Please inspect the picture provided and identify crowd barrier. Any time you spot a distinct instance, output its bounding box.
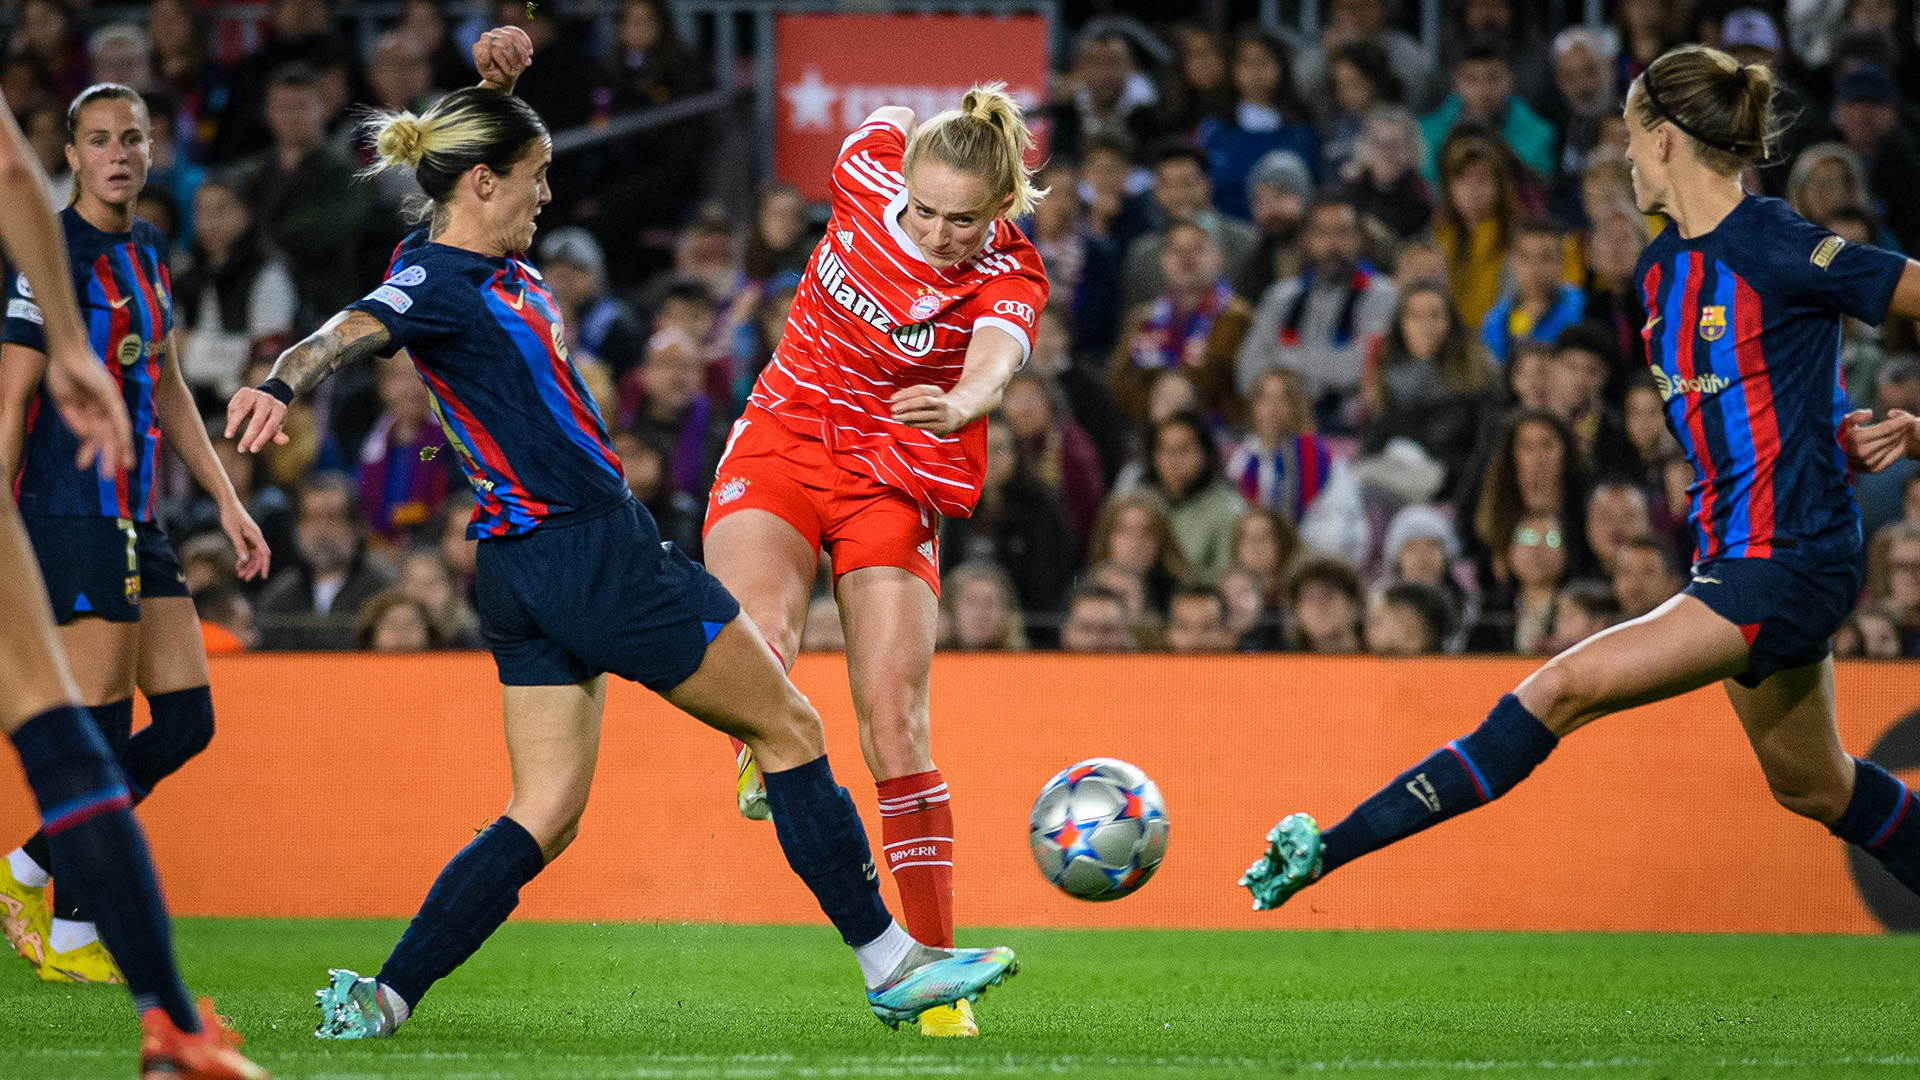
[3,654,1917,933]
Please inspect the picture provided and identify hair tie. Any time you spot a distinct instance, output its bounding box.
[1642,73,1746,156]
[1734,65,1751,88]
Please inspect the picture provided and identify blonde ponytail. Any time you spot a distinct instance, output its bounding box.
[904,82,1048,219]
[357,87,549,204]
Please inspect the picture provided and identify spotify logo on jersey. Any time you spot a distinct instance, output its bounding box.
[115,334,145,366]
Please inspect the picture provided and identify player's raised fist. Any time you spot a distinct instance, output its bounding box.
[473,25,534,92]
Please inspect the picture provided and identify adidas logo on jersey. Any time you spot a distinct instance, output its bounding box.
[814,247,935,357]
[837,229,854,251]
[1652,368,1731,401]
[917,539,936,565]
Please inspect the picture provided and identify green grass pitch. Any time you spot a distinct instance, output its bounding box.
[1,920,1917,1078]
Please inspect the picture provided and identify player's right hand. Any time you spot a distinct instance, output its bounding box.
[43,340,132,472]
[225,387,290,454]
[1842,407,1918,473]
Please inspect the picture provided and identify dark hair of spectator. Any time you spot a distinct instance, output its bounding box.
[1630,44,1778,173]
[1305,189,1359,219]
[362,86,549,206]
[1068,582,1128,612]
[609,0,691,92]
[267,62,321,93]
[1287,556,1362,606]
[660,276,718,314]
[1617,532,1679,577]
[1473,408,1589,556]
[1436,128,1521,262]
[1821,203,1878,234]
[1378,279,1496,395]
[1513,215,1565,243]
[1381,580,1456,651]
[137,185,181,240]
[1551,321,1618,367]
[299,471,365,526]
[1152,142,1210,175]
[1329,39,1403,106]
[941,559,1027,650]
[148,0,209,72]
[1458,39,1506,67]
[1088,492,1191,581]
[1556,578,1622,622]
[65,83,145,143]
[1163,23,1235,132]
[1171,581,1228,618]
[1145,409,1224,503]
[1867,520,1920,603]
[744,182,806,281]
[1229,506,1300,592]
[354,588,447,650]
[1081,131,1137,164]
[1230,25,1313,127]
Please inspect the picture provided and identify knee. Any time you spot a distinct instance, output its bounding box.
[147,686,215,758]
[1764,773,1850,823]
[505,790,590,858]
[1516,659,1599,736]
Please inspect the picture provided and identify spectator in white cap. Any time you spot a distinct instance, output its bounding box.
[88,24,155,91]
[539,226,647,380]
[1550,27,1619,191]
[1241,149,1313,297]
[1379,503,1469,641]
[1834,63,1920,252]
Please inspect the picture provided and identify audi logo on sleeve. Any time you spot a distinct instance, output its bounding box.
[993,299,1034,324]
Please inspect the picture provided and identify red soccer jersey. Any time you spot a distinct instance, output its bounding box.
[749,119,1050,518]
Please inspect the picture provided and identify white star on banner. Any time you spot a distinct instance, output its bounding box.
[783,68,838,131]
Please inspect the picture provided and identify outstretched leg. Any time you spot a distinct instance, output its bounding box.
[1244,594,1750,909]
[319,679,601,1039]
[1727,660,1920,896]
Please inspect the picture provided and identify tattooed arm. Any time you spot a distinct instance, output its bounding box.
[224,310,392,454]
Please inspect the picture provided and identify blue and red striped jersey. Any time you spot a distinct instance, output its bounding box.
[1637,196,1906,566]
[347,233,625,538]
[3,209,171,520]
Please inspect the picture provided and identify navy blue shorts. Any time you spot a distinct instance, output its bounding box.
[475,497,741,690]
[23,514,188,625]
[1683,557,1861,687]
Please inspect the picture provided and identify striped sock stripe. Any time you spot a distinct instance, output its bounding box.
[879,796,950,818]
[1868,783,1914,849]
[41,784,133,835]
[877,783,949,809]
[1446,742,1492,803]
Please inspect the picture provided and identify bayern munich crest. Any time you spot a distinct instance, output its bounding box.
[909,294,942,321]
[717,477,749,505]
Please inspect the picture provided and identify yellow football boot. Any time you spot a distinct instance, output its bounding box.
[915,999,979,1037]
[0,859,50,968]
[736,743,770,821]
[39,936,123,984]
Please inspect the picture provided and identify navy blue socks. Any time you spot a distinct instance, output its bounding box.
[22,698,132,923]
[123,685,215,799]
[1322,695,1560,874]
[762,754,892,948]
[11,704,198,1032]
[1829,758,1920,896]
[377,816,546,1009]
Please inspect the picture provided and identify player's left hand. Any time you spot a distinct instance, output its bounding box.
[1842,407,1918,473]
[890,384,973,435]
[221,500,271,581]
[473,26,533,92]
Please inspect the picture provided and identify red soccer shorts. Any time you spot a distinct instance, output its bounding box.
[703,408,942,595]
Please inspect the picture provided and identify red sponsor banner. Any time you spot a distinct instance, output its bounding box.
[774,14,1050,202]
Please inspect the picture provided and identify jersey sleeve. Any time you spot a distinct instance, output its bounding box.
[2,267,47,352]
[969,267,1049,366]
[830,120,908,217]
[344,258,468,352]
[1787,219,1908,326]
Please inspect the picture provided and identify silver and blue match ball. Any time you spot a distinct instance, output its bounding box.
[1029,757,1169,901]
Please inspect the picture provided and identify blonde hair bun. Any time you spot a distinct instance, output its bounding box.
[374,113,431,170]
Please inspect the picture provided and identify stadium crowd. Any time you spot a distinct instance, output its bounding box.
[15,0,1920,657]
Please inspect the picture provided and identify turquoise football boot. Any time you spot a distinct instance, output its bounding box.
[1238,812,1325,911]
[314,968,398,1039]
[867,943,1018,1029]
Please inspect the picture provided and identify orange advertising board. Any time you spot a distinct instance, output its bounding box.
[773,14,1050,202]
[1,655,1916,933]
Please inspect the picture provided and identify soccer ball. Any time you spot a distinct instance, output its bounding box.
[1028,758,1169,901]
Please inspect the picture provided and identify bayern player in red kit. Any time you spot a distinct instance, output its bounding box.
[705,84,1048,1037]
